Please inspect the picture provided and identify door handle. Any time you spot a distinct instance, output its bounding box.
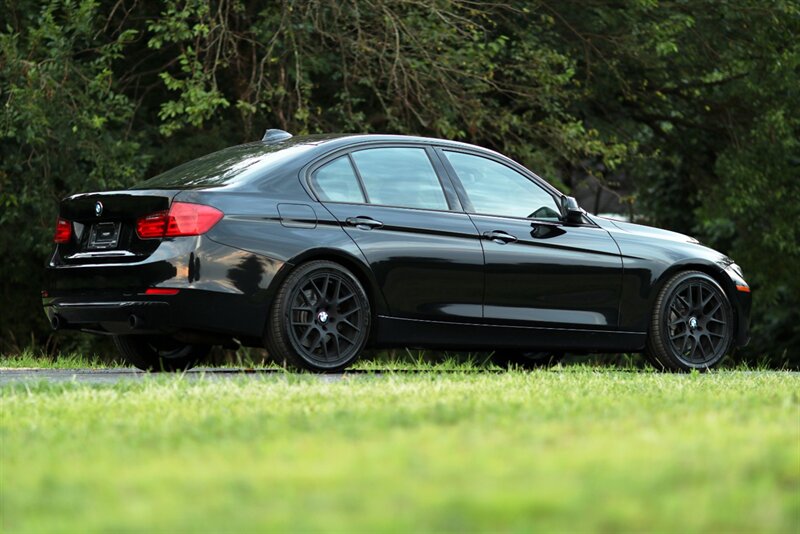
[345,216,384,230]
[482,230,517,244]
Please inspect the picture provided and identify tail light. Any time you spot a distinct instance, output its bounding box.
[136,202,223,239]
[144,288,180,296]
[54,217,72,243]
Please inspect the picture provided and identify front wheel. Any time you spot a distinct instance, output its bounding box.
[113,335,210,372]
[646,271,734,371]
[266,260,371,372]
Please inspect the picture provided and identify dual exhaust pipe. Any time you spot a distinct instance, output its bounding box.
[50,313,144,331]
[50,314,64,331]
[128,314,144,330]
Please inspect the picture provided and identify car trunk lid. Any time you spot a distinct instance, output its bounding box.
[57,190,180,264]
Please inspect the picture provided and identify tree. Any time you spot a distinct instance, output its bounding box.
[1,0,797,362]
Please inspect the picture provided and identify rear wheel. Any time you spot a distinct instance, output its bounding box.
[113,335,209,372]
[646,271,734,371]
[492,351,562,369]
[266,260,371,372]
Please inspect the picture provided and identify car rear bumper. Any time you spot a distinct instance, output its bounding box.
[42,288,272,340]
[42,236,287,339]
[44,298,170,334]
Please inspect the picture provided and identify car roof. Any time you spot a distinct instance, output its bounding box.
[294,133,497,153]
[284,133,564,199]
[284,133,524,175]
[134,132,557,194]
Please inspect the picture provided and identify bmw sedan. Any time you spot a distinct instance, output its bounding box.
[42,130,751,372]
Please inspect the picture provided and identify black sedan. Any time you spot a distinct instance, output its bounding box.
[42,130,751,372]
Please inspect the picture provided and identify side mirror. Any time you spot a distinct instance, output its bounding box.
[561,196,585,224]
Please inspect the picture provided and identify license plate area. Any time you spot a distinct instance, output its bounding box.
[87,222,121,250]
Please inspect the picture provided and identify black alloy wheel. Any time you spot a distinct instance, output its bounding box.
[647,271,734,371]
[113,335,209,372]
[267,260,371,372]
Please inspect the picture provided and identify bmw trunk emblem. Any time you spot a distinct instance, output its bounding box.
[95,201,103,217]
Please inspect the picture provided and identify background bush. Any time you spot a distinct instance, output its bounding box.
[1,0,798,363]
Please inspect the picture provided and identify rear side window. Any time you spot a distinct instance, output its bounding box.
[351,148,448,210]
[310,156,366,203]
[133,140,315,189]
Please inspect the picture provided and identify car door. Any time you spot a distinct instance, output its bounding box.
[438,148,623,328]
[309,145,484,322]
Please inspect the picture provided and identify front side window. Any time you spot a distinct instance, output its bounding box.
[310,156,366,203]
[444,151,561,220]
[350,148,448,210]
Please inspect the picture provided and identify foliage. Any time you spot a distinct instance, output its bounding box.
[546,0,800,358]
[0,0,797,360]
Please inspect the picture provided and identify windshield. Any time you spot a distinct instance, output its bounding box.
[132,140,316,189]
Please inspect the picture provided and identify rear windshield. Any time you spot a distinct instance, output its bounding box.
[132,139,316,189]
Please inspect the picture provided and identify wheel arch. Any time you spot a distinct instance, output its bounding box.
[648,261,739,337]
[269,247,387,343]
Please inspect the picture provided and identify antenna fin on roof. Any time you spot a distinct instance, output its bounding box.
[262,129,293,143]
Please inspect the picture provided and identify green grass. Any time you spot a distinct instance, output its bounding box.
[2,347,787,370]
[2,367,798,532]
[0,351,115,369]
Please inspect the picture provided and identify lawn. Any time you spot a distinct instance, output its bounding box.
[1,366,798,532]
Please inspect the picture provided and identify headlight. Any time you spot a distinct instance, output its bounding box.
[728,263,744,278]
[725,263,750,293]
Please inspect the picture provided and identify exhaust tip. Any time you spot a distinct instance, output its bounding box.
[129,314,143,330]
[50,314,62,331]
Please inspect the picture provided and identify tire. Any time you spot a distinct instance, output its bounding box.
[113,335,209,372]
[266,260,371,372]
[492,351,562,370]
[646,270,734,371]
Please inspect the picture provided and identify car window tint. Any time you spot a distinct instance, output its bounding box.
[133,140,316,189]
[310,156,366,203]
[351,148,448,210]
[444,151,561,220]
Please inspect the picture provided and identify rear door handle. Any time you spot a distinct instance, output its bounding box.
[345,216,384,230]
[482,230,517,244]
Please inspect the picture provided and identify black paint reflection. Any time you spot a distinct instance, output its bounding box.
[227,255,265,296]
